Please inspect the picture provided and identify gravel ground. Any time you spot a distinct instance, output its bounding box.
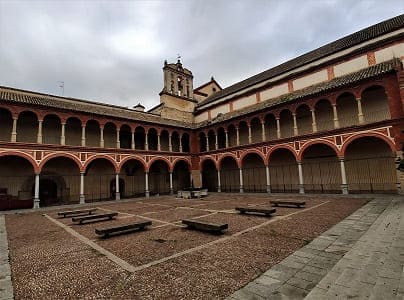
[6,194,368,299]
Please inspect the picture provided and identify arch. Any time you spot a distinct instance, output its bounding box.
[199,132,207,152]
[103,122,117,148]
[220,155,240,192]
[227,124,237,147]
[250,117,262,143]
[360,85,391,123]
[298,140,340,161]
[42,114,61,145]
[171,131,180,152]
[147,128,158,151]
[0,151,38,173]
[314,98,334,131]
[341,133,395,156]
[118,155,147,172]
[147,156,171,172]
[279,109,294,138]
[241,152,266,192]
[264,113,277,141]
[336,92,358,127]
[268,147,299,193]
[201,158,218,192]
[181,132,190,152]
[39,153,82,172]
[16,110,38,143]
[295,104,312,135]
[0,107,13,142]
[240,150,266,165]
[217,153,240,170]
[238,121,249,145]
[199,156,218,170]
[172,159,191,192]
[119,124,132,149]
[207,129,216,150]
[148,158,170,195]
[83,155,119,173]
[134,126,146,150]
[217,127,226,149]
[86,119,101,148]
[65,117,82,146]
[172,157,192,172]
[267,145,297,163]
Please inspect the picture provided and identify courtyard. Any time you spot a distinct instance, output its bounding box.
[1,193,377,299]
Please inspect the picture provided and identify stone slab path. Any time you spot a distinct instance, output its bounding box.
[0,215,13,300]
[228,196,403,300]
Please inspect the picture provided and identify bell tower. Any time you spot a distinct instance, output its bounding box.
[158,58,196,123]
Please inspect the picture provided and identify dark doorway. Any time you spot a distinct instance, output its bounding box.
[34,179,58,206]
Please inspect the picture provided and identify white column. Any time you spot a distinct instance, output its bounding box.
[248,125,252,144]
[311,109,317,133]
[205,135,209,151]
[11,117,17,142]
[81,125,86,147]
[179,135,183,152]
[131,130,135,150]
[297,161,305,194]
[217,170,221,192]
[145,132,149,150]
[332,104,340,129]
[215,134,218,150]
[116,129,120,149]
[239,168,244,193]
[340,158,348,194]
[79,173,85,204]
[276,117,281,139]
[169,134,173,152]
[225,131,229,148]
[357,97,365,124]
[292,113,298,136]
[261,121,266,142]
[60,123,66,145]
[115,174,120,200]
[265,165,271,194]
[33,173,40,209]
[100,126,104,148]
[236,127,240,146]
[169,172,173,195]
[145,172,150,197]
[37,120,43,144]
[157,134,161,151]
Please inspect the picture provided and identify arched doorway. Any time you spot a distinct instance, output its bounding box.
[0,108,13,142]
[0,155,35,210]
[220,156,239,192]
[42,114,61,145]
[85,158,117,201]
[201,159,217,192]
[173,160,191,192]
[149,160,170,195]
[279,109,294,138]
[268,148,298,192]
[336,92,358,127]
[120,159,145,198]
[34,178,58,206]
[16,111,38,143]
[65,117,82,146]
[301,144,341,193]
[344,136,396,193]
[242,153,266,192]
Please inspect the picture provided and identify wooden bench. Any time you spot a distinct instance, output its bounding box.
[95,220,152,238]
[235,206,276,216]
[58,208,97,218]
[182,219,228,234]
[270,200,306,208]
[72,212,118,224]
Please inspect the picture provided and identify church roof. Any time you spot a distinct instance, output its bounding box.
[196,14,404,109]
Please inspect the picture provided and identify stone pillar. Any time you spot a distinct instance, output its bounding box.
[81,125,86,147]
[332,104,340,129]
[60,122,66,145]
[248,124,252,144]
[236,127,240,146]
[131,130,135,150]
[169,172,173,195]
[297,161,305,194]
[79,172,85,204]
[261,121,266,142]
[311,109,317,133]
[339,158,348,194]
[33,173,40,209]
[157,133,161,151]
[292,113,298,136]
[217,170,221,192]
[145,132,149,151]
[205,135,209,151]
[169,134,173,152]
[225,131,229,148]
[116,128,120,149]
[215,133,218,150]
[145,172,150,198]
[239,168,244,193]
[37,120,43,144]
[11,117,17,142]
[357,97,365,124]
[276,117,281,139]
[179,135,183,152]
[265,165,271,194]
[100,126,104,148]
[395,151,404,194]
[115,173,120,200]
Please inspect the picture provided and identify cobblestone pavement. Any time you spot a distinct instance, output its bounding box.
[228,196,403,300]
[0,215,13,300]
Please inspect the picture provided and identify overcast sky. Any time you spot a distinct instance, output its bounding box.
[0,0,403,110]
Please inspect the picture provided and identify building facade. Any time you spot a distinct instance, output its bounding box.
[1,15,403,210]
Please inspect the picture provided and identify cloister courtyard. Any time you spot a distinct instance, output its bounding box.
[1,193,377,299]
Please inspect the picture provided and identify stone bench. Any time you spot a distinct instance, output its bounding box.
[270,200,306,208]
[182,219,228,234]
[235,206,276,217]
[58,208,97,218]
[72,212,118,224]
[95,220,152,238]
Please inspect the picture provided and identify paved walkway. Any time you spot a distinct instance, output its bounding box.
[228,196,404,299]
[0,216,13,300]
